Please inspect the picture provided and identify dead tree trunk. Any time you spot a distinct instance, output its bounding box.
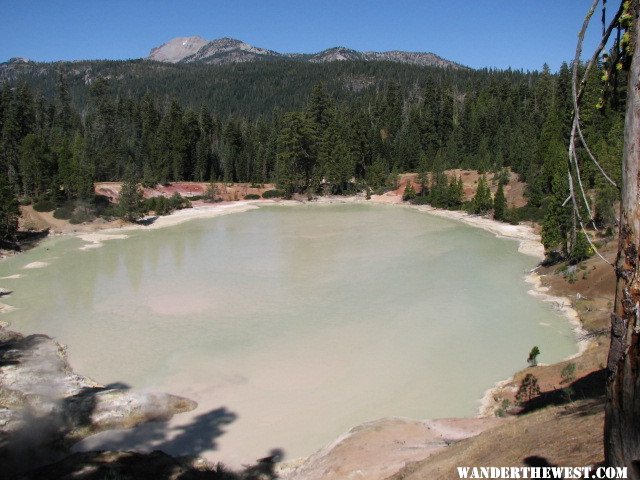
[605,1,640,474]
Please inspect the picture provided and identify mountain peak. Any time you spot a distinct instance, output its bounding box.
[148,36,208,63]
[147,37,463,69]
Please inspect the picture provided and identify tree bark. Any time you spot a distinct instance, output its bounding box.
[605,1,640,475]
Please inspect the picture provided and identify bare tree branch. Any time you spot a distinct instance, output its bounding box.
[576,118,618,187]
[566,0,623,267]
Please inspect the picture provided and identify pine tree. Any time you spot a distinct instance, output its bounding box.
[365,156,388,190]
[416,153,430,196]
[117,166,145,222]
[428,170,449,208]
[541,171,571,255]
[306,82,334,132]
[493,183,507,221]
[275,112,317,195]
[0,173,19,248]
[447,175,464,210]
[471,175,492,214]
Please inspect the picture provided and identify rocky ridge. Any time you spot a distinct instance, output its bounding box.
[148,36,463,68]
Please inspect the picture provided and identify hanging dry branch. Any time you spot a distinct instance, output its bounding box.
[567,0,624,267]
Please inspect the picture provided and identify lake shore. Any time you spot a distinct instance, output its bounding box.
[1,193,594,479]
[10,195,590,420]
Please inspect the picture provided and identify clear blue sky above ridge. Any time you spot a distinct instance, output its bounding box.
[1,0,607,71]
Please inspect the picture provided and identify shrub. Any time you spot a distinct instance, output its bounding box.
[244,194,260,200]
[493,168,510,187]
[18,197,32,206]
[69,210,95,224]
[410,196,431,205]
[402,183,416,201]
[504,207,520,225]
[560,363,577,384]
[262,189,285,199]
[560,365,576,400]
[53,206,73,220]
[527,346,541,367]
[514,204,545,222]
[203,182,220,203]
[516,373,541,403]
[169,192,191,210]
[146,196,172,215]
[495,398,511,417]
[33,199,55,212]
[569,232,593,264]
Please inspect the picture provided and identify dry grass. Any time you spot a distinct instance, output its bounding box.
[388,398,604,480]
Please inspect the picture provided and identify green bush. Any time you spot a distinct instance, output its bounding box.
[560,363,576,384]
[514,205,545,222]
[53,206,74,220]
[493,168,510,186]
[69,210,95,224]
[244,193,260,200]
[410,196,431,205]
[169,192,191,210]
[516,373,541,403]
[33,199,55,212]
[262,189,285,199]
[146,196,172,215]
[18,197,32,206]
[100,204,118,219]
[570,232,593,264]
[402,183,416,201]
[527,346,541,366]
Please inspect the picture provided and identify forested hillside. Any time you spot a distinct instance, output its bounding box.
[0,57,624,257]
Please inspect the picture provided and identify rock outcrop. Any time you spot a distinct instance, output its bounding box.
[0,328,196,476]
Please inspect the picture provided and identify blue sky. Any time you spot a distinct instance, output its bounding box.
[1,1,606,71]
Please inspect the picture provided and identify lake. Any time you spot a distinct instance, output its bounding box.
[0,203,577,465]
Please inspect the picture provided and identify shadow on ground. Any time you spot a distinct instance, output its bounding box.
[0,333,282,479]
[518,369,606,414]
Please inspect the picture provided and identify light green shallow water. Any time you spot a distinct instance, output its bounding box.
[0,203,577,465]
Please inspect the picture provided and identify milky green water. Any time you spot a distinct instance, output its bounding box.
[0,204,577,465]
